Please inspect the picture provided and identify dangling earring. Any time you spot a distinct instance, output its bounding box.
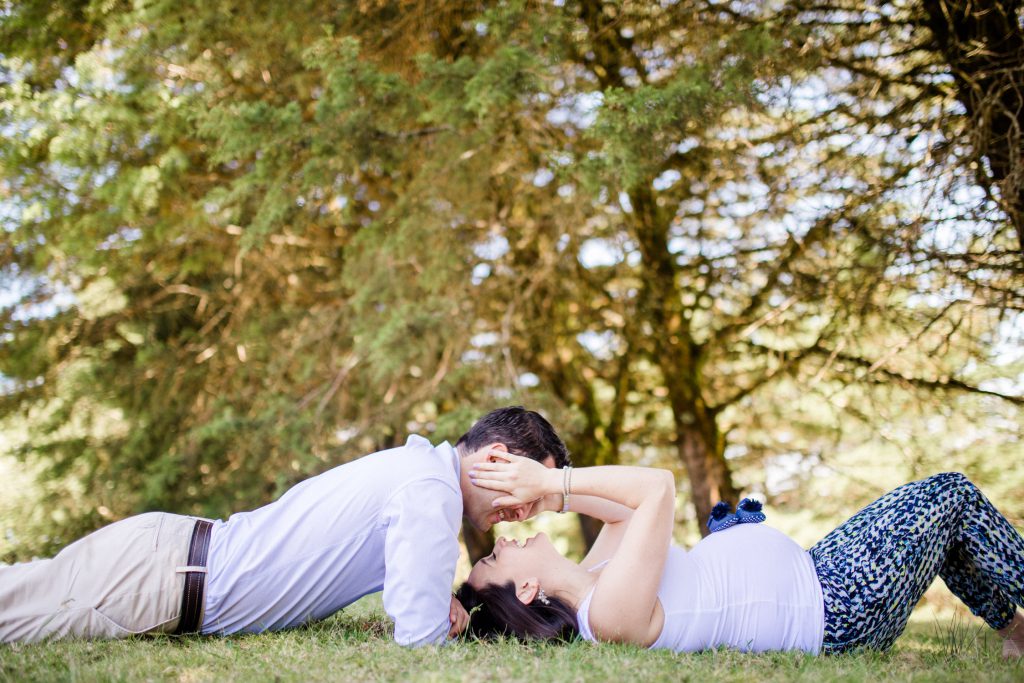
[537,588,551,605]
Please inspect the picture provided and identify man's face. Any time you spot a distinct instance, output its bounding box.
[460,444,556,531]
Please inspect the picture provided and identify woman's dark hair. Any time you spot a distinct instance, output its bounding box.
[454,581,579,642]
[456,406,571,468]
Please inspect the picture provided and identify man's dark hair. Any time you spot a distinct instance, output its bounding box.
[454,581,578,642]
[455,406,570,468]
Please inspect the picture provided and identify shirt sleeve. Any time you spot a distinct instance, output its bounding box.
[380,477,462,647]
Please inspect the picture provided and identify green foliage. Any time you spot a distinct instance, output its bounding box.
[1,0,1021,561]
[464,45,540,119]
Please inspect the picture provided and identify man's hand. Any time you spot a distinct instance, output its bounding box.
[447,595,469,638]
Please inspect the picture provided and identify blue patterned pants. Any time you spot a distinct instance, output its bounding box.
[809,472,1023,653]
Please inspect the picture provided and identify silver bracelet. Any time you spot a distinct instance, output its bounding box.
[560,466,572,513]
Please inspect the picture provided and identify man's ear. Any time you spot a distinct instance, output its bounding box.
[486,442,510,463]
[516,578,540,605]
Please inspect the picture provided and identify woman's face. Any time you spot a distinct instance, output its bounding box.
[467,532,560,590]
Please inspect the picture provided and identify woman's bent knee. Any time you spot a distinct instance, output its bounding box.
[927,472,975,490]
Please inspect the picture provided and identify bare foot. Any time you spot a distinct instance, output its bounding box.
[999,612,1024,660]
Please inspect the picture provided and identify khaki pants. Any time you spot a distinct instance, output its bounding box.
[0,512,203,643]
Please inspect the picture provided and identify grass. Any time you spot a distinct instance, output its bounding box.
[1,597,1021,683]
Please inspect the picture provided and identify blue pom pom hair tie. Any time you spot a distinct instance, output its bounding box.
[735,498,766,524]
[707,501,737,534]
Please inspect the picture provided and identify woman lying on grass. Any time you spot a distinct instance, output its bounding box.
[457,458,1024,657]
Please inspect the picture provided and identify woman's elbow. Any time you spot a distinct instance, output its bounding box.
[656,469,676,497]
[637,468,675,507]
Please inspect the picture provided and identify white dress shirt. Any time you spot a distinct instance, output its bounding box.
[200,435,463,646]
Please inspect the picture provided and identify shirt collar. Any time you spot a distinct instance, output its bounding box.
[404,433,462,483]
[436,440,460,480]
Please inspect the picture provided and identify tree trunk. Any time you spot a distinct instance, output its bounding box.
[572,0,740,535]
[630,185,739,536]
[662,345,738,537]
[674,408,738,537]
[578,513,604,550]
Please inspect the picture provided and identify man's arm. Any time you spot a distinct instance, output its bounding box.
[380,478,462,647]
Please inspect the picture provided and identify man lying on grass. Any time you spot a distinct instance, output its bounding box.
[0,406,569,646]
[459,457,1024,659]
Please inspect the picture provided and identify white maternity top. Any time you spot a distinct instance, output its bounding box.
[576,524,825,654]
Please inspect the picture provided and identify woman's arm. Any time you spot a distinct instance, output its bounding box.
[568,467,675,644]
[470,457,675,644]
[529,493,634,570]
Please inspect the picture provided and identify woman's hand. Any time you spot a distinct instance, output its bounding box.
[519,491,566,519]
[469,452,562,509]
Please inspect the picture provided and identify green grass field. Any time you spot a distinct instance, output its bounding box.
[1,597,1021,683]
